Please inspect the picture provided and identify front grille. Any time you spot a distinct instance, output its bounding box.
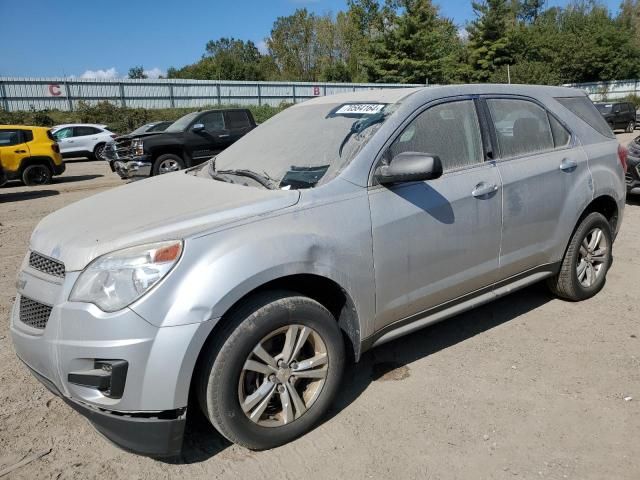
[19,295,52,329]
[626,172,634,186]
[108,137,134,160]
[29,251,65,278]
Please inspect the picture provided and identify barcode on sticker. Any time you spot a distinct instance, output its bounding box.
[335,104,385,115]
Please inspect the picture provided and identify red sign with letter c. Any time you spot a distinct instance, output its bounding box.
[48,84,62,96]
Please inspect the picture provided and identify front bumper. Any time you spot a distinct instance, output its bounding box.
[626,150,640,195]
[10,262,216,456]
[23,362,186,457]
[111,156,152,179]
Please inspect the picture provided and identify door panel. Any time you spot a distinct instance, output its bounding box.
[485,97,590,278]
[187,112,226,161]
[370,164,503,329]
[369,99,502,331]
[0,129,30,173]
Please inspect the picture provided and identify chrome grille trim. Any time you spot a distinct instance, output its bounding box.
[18,295,52,330]
[29,251,65,278]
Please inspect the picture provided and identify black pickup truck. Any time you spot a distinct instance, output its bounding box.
[106,109,256,179]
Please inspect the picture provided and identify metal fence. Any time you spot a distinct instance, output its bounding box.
[0,77,424,112]
[565,79,640,101]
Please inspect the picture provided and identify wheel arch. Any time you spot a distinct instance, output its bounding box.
[18,156,55,175]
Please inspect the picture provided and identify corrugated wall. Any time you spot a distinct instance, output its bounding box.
[0,77,424,111]
[565,79,640,101]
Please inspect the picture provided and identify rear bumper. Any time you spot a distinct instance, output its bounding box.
[23,361,185,457]
[53,162,66,176]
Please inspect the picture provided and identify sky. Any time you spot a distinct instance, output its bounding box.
[0,0,623,79]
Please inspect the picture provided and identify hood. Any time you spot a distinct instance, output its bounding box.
[30,172,300,271]
[116,131,164,141]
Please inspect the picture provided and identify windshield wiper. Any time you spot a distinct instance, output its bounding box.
[217,169,278,190]
[338,112,387,156]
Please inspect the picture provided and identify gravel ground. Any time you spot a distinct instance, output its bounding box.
[1,135,639,480]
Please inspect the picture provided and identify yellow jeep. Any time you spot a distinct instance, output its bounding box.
[0,125,65,186]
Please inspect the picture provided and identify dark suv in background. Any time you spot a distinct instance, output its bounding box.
[625,135,640,195]
[107,109,256,179]
[595,101,636,132]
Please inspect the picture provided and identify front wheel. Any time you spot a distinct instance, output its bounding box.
[197,291,345,450]
[547,212,613,301]
[152,154,185,175]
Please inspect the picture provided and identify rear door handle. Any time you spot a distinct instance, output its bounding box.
[14,149,27,153]
[218,134,230,138]
[472,182,498,198]
[559,158,578,171]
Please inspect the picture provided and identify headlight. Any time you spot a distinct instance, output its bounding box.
[69,240,183,312]
[131,138,145,156]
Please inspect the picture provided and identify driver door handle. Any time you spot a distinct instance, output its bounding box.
[559,158,578,171]
[472,182,498,198]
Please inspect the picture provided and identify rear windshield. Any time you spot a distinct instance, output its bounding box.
[556,97,615,139]
[595,103,612,114]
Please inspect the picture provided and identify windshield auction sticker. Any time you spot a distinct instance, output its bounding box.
[334,104,386,115]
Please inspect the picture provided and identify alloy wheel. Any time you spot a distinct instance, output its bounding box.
[238,324,329,427]
[576,227,609,288]
[158,159,181,174]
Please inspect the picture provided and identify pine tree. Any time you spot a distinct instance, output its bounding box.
[467,0,513,81]
[366,0,466,84]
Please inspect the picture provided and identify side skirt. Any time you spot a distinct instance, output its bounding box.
[361,263,560,353]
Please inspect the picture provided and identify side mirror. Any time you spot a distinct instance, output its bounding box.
[375,152,443,185]
[192,123,205,132]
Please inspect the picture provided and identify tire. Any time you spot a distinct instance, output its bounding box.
[93,143,106,161]
[625,121,635,133]
[547,212,613,301]
[197,290,345,450]
[152,154,185,175]
[21,164,52,186]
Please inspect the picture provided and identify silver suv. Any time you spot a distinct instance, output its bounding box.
[11,85,626,456]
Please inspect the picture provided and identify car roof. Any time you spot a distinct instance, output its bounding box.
[53,123,108,129]
[300,84,586,109]
[0,125,51,131]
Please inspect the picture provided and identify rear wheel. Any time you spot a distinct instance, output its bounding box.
[626,121,636,133]
[22,164,52,186]
[93,143,107,161]
[152,154,185,175]
[547,212,612,301]
[197,291,345,450]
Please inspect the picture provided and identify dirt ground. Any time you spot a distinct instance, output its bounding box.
[1,136,639,480]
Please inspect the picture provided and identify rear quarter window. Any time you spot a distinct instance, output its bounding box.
[225,110,251,129]
[555,96,615,139]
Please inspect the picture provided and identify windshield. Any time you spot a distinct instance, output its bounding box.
[130,123,155,135]
[595,104,612,114]
[165,112,199,132]
[196,101,396,189]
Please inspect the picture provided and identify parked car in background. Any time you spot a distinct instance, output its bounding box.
[11,85,626,456]
[594,102,636,132]
[625,135,640,194]
[105,109,256,179]
[636,108,639,129]
[0,125,64,185]
[51,124,116,161]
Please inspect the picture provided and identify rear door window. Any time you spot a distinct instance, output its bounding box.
[388,99,484,172]
[0,129,23,146]
[74,126,100,136]
[224,110,251,130]
[487,99,554,159]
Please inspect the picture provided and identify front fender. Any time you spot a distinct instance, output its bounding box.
[130,190,376,339]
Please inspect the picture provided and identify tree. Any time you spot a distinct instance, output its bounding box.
[467,0,513,81]
[168,38,268,81]
[366,0,467,84]
[128,66,147,79]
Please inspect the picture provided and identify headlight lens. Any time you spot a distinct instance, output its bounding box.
[69,240,183,312]
[132,138,145,156]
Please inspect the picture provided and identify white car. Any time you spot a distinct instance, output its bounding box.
[52,124,116,160]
